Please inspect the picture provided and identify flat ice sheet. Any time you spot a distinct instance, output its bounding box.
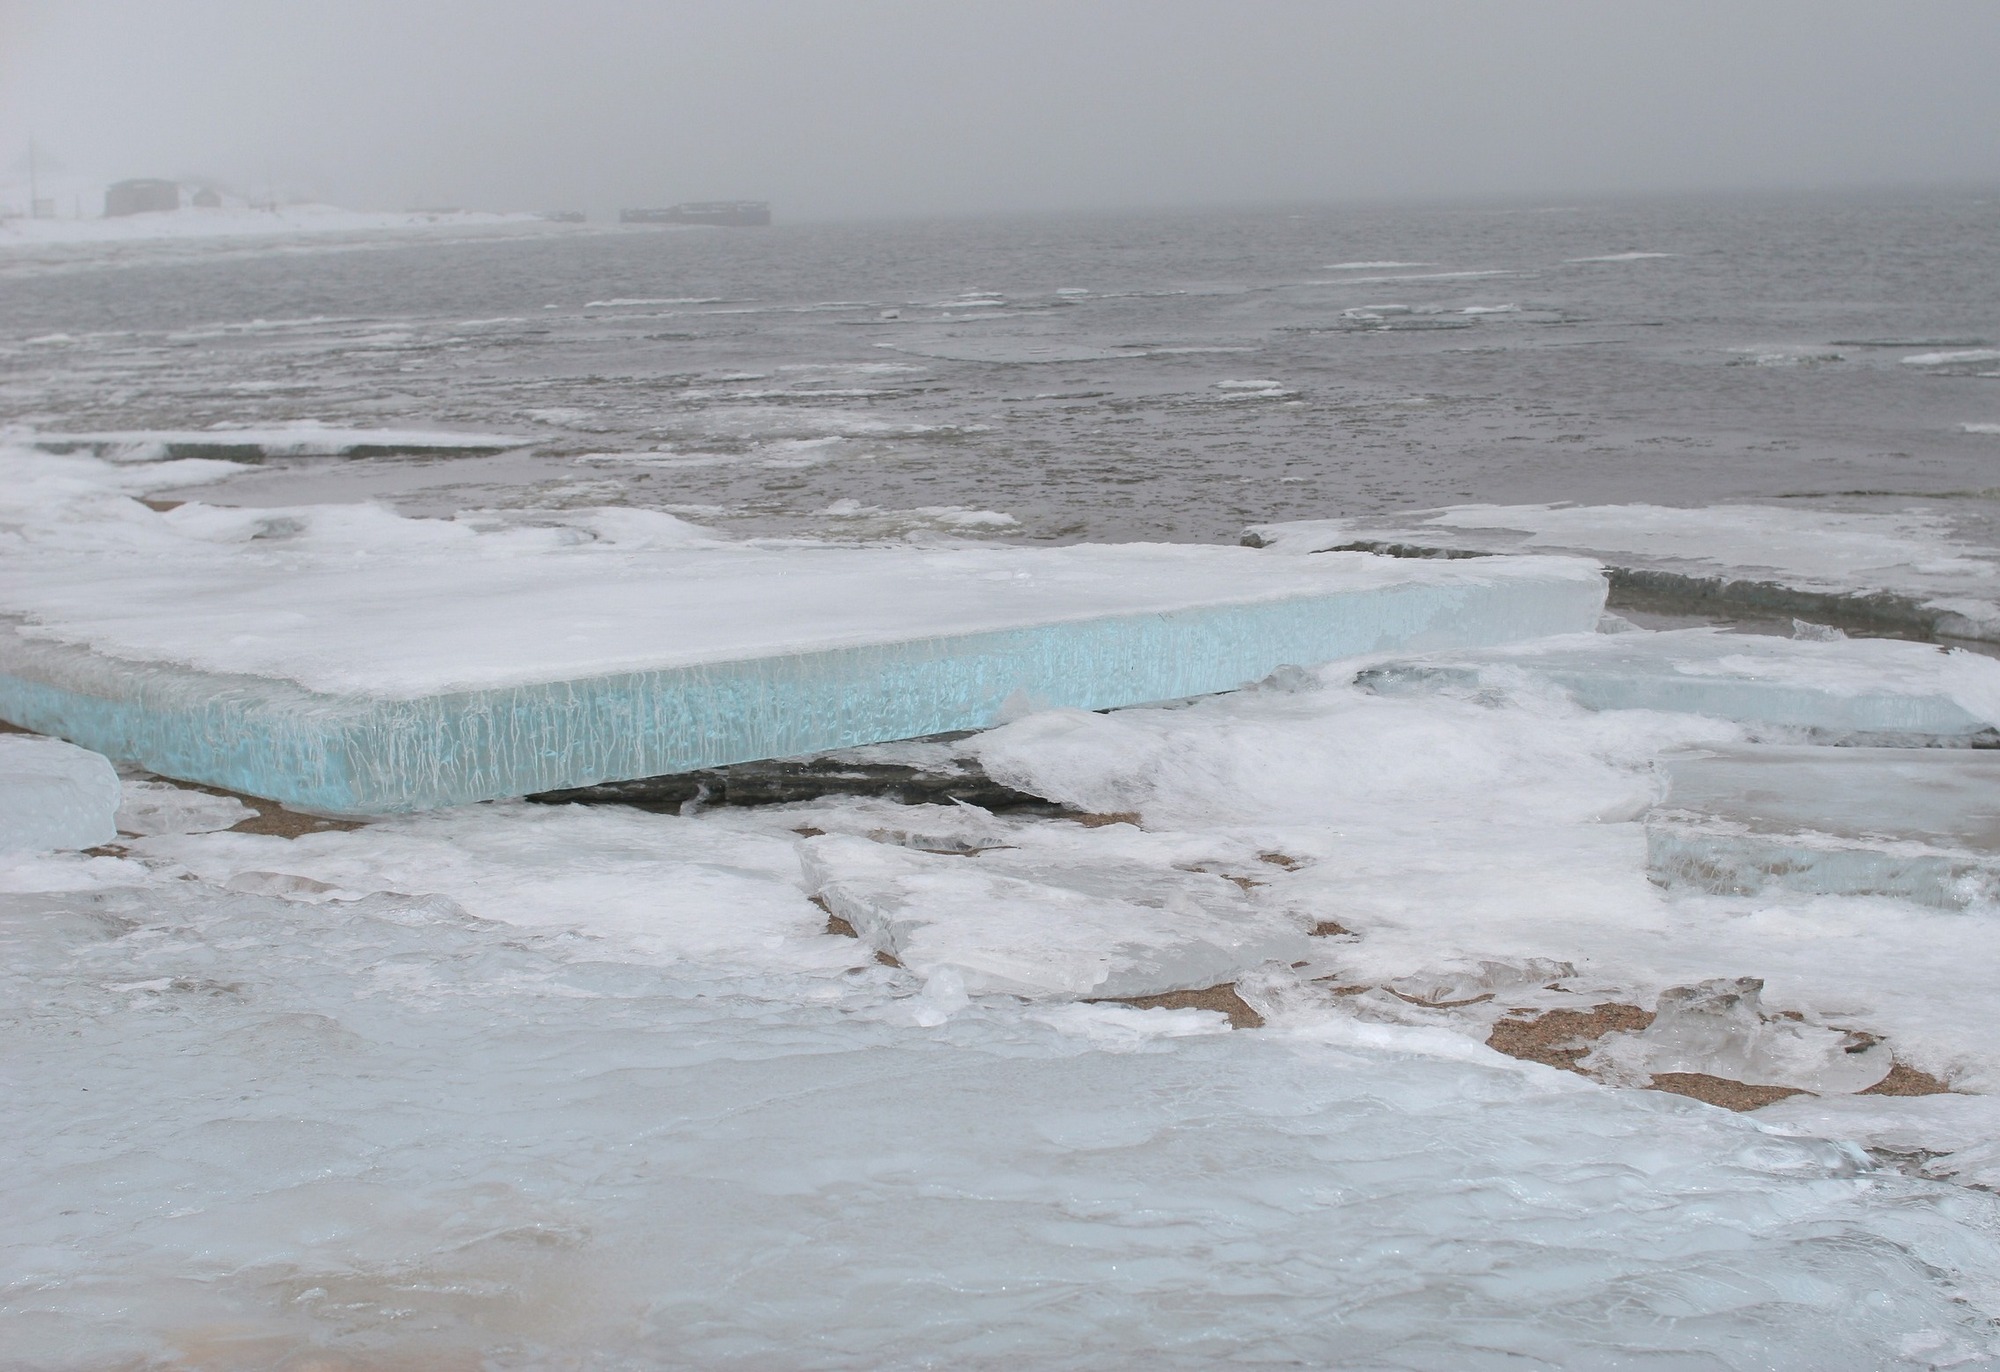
[23,424,531,461]
[1658,745,2000,850]
[1648,744,2000,908]
[0,446,1606,812]
[1248,502,2000,639]
[1360,626,2000,740]
[0,449,1600,696]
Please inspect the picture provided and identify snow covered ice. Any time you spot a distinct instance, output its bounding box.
[0,444,1605,814]
[11,604,2000,1362]
[0,733,118,853]
[10,805,2000,1370]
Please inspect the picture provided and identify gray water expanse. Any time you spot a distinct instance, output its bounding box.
[3,190,1998,544]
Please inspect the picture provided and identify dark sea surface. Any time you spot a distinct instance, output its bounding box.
[3,190,1998,544]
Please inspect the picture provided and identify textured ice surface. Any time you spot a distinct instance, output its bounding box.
[10,840,2000,1369]
[0,734,119,853]
[114,779,256,837]
[1584,976,1894,1094]
[803,830,1310,998]
[1360,626,2000,742]
[0,447,1605,813]
[1648,745,2000,907]
[1247,502,2000,640]
[11,674,2000,1365]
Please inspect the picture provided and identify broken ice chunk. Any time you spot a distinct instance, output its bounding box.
[0,734,120,853]
[1584,977,1892,1094]
[1359,628,2000,744]
[800,833,1309,998]
[115,780,256,836]
[1646,745,2000,907]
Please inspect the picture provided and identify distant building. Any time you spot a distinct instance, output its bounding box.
[190,186,222,209]
[538,210,586,223]
[620,201,770,227]
[104,179,180,216]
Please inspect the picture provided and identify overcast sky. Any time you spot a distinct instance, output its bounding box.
[4,0,1998,218]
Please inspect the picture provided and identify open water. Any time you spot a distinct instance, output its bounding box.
[3,189,1998,544]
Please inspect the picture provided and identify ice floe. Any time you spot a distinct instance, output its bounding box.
[1647,744,2000,908]
[1248,501,2000,641]
[0,733,119,853]
[1359,626,2000,743]
[19,423,530,462]
[0,443,1604,812]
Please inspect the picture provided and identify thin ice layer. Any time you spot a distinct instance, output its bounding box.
[0,735,119,853]
[23,424,530,462]
[1648,745,2000,907]
[802,831,1310,998]
[1360,627,2000,741]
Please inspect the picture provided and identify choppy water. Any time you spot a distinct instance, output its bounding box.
[3,190,1998,543]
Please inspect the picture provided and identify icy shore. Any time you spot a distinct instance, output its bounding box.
[11,451,2000,1366]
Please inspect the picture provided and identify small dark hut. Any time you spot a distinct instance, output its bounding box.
[104,179,180,216]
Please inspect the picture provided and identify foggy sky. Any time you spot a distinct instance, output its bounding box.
[5,0,1999,219]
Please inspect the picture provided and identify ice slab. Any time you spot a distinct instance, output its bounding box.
[22,425,531,463]
[0,734,119,854]
[0,521,1604,814]
[1360,627,2000,743]
[802,831,1310,999]
[115,780,257,837]
[1647,745,2000,906]
[1246,503,2000,642]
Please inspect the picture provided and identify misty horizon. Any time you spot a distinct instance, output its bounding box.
[5,0,2000,221]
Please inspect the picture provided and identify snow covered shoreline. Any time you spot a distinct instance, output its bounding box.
[10,445,2000,1366]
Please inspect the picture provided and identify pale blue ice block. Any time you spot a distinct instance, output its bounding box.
[1360,630,1997,742]
[0,567,1603,816]
[1647,745,2000,907]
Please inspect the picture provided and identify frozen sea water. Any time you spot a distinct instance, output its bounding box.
[0,446,1605,813]
[1359,627,2000,743]
[8,851,2000,1370]
[1248,503,2000,641]
[1648,745,2000,907]
[802,829,1311,999]
[0,734,118,853]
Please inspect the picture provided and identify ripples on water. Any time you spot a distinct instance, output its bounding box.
[2,190,1997,543]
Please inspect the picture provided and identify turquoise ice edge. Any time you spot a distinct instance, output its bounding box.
[0,567,1605,815]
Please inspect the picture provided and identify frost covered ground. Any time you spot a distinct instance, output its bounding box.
[11,452,2000,1366]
